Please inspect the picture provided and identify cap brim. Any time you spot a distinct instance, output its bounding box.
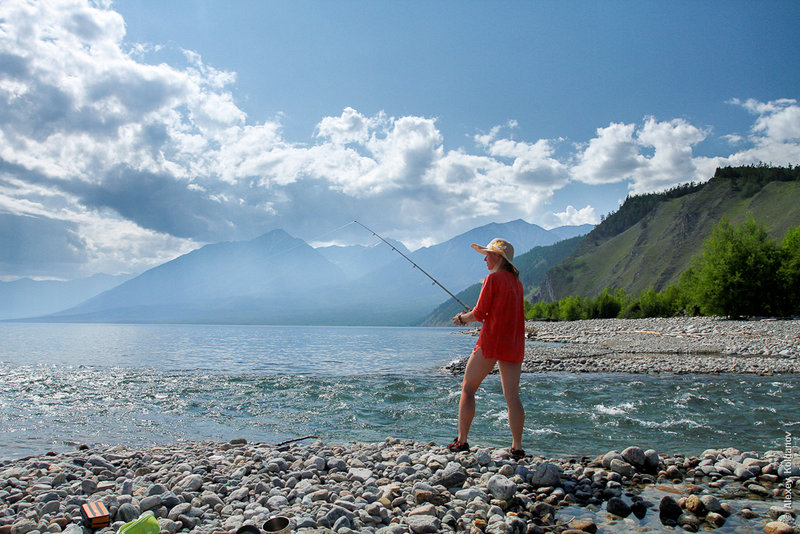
[471,243,489,255]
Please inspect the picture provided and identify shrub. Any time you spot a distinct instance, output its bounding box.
[686,215,783,318]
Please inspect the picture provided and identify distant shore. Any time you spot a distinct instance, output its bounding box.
[1,438,797,534]
[446,317,800,374]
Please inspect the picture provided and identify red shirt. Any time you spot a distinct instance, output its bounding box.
[472,270,525,363]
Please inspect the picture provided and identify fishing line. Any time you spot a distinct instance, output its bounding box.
[353,220,470,311]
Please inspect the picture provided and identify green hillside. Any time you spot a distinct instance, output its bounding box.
[417,236,583,326]
[540,165,800,301]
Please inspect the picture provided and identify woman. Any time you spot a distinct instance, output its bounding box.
[450,238,526,458]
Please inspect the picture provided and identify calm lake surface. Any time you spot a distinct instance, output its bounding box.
[1,323,797,460]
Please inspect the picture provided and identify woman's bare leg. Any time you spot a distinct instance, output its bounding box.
[498,359,524,450]
[457,349,496,444]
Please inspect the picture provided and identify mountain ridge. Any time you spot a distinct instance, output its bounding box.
[540,166,800,302]
[17,220,590,325]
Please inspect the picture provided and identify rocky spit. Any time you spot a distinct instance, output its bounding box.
[446,317,800,374]
[1,438,798,534]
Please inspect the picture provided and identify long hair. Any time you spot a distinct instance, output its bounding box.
[496,255,519,279]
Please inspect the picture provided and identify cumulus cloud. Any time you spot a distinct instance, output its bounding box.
[0,0,798,279]
[542,205,598,228]
[721,98,800,166]
[571,117,710,193]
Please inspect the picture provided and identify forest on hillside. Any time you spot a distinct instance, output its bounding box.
[531,165,800,320]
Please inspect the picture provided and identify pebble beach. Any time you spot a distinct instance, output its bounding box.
[446,317,800,374]
[1,437,798,534]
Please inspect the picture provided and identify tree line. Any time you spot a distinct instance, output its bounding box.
[526,215,800,320]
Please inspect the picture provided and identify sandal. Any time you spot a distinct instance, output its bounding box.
[447,439,470,453]
[510,448,525,459]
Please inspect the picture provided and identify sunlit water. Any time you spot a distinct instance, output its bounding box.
[1,323,798,461]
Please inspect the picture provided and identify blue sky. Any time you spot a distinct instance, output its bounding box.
[1,0,799,279]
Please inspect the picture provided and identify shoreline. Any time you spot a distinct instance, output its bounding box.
[1,438,797,534]
[446,317,800,374]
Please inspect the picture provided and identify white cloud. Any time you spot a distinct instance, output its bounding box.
[543,205,598,228]
[571,122,640,185]
[0,0,798,278]
[571,117,710,194]
[720,98,800,167]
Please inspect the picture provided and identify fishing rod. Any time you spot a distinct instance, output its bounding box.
[353,220,470,311]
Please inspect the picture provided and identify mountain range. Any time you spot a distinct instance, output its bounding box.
[4,220,591,325]
[0,273,135,321]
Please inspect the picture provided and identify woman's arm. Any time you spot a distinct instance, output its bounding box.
[452,310,476,325]
[452,273,495,326]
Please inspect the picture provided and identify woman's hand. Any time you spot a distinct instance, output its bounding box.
[452,313,468,326]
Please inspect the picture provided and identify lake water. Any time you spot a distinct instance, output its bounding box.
[1,323,798,461]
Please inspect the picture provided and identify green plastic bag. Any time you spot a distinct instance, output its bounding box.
[118,512,160,534]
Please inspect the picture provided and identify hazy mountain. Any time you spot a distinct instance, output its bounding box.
[48,229,347,322]
[31,220,593,325]
[0,273,135,320]
[352,219,587,307]
[547,224,595,241]
[540,166,800,301]
[316,239,410,280]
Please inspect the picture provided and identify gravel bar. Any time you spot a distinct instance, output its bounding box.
[1,438,798,534]
[445,317,800,374]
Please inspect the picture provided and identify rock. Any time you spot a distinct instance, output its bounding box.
[699,494,723,514]
[139,495,161,511]
[606,497,631,518]
[11,520,37,534]
[408,504,436,517]
[475,450,492,466]
[267,495,289,508]
[684,494,705,515]
[488,474,516,501]
[529,462,561,487]
[620,446,646,469]
[179,474,203,492]
[705,512,726,527]
[609,459,635,478]
[40,500,61,516]
[413,489,447,506]
[160,491,181,509]
[81,480,97,494]
[567,519,597,533]
[659,496,682,524]
[455,487,486,501]
[228,486,250,502]
[601,451,623,468]
[485,521,511,534]
[326,506,354,526]
[677,512,700,532]
[644,449,660,472]
[348,467,373,483]
[167,503,192,522]
[115,503,139,523]
[199,491,224,508]
[295,517,317,529]
[438,462,467,487]
[630,500,648,519]
[764,521,795,534]
[746,483,771,497]
[406,514,440,534]
[157,519,178,534]
[326,457,347,471]
[332,515,351,532]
